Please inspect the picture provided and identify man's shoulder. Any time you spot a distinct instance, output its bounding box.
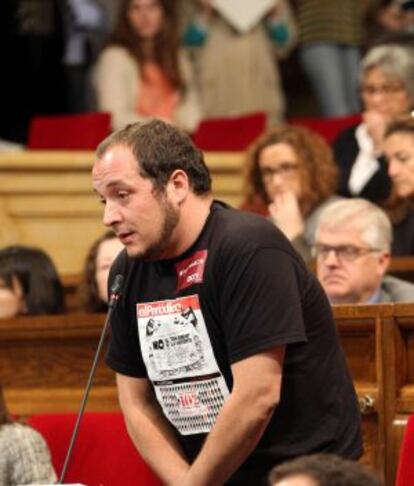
[381,275,414,303]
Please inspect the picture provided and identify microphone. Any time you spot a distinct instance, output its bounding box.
[58,274,124,484]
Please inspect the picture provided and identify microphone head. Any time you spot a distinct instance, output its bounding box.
[108,274,124,308]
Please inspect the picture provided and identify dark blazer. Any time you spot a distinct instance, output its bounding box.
[333,125,392,203]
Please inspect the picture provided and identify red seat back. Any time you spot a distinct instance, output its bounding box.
[288,114,362,144]
[396,414,414,486]
[192,112,267,151]
[27,412,161,486]
[27,112,111,150]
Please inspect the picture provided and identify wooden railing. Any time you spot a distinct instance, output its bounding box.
[3,304,414,484]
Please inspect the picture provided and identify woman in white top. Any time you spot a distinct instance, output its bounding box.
[94,0,201,132]
[333,44,414,203]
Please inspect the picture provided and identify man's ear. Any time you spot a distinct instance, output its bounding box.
[167,169,190,204]
[377,251,391,278]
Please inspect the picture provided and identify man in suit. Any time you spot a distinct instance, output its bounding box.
[314,198,414,304]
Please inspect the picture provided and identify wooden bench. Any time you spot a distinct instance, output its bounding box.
[0,312,116,416]
[2,304,414,485]
[333,304,393,481]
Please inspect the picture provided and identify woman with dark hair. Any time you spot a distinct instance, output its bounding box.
[80,231,124,312]
[0,385,57,484]
[0,246,64,319]
[241,125,339,260]
[94,0,201,132]
[383,115,414,255]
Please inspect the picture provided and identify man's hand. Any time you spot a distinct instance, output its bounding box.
[176,346,285,486]
[268,191,305,241]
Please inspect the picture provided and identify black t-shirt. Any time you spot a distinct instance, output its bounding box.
[106,201,362,484]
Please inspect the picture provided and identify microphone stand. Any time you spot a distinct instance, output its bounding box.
[58,275,123,484]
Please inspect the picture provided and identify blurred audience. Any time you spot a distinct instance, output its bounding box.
[0,385,57,484]
[80,231,124,312]
[333,44,414,203]
[383,115,414,255]
[93,0,201,132]
[293,0,366,117]
[182,0,297,126]
[60,0,111,113]
[268,453,382,486]
[241,125,338,260]
[0,246,64,319]
[366,0,414,47]
[314,198,414,304]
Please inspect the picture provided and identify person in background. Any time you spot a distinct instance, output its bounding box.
[93,0,201,132]
[383,115,414,255]
[60,0,110,113]
[0,385,57,485]
[79,231,124,312]
[181,0,297,126]
[0,245,65,319]
[293,0,366,117]
[268,453,382,486]
[314,198,414,304]
[333,44,414,203]
[241,124,338,261]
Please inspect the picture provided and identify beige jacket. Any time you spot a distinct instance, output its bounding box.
[93,46,202,132]
[183,0,297,125]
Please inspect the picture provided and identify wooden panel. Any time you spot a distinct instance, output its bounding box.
[334,304,393,481]
[0,313,116,416]
[0,150,245,275]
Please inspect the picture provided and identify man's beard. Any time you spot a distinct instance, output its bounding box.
[135,195,179,262]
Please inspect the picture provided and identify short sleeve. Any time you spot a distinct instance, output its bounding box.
[218,247,307,363]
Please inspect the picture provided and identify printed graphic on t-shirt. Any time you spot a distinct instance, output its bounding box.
[137,295,229,435]
[175,249,208,292]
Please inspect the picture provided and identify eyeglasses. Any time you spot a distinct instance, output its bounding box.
[260,163,299,180]
[361,83,406,96]
[312,244,382,262]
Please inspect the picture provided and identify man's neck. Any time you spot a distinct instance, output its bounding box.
[162,194,214,260]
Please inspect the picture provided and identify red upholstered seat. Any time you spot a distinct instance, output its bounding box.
[288,114,362,144]
[27,112,111,150]
[192,112,267,151]
[396,414,414,486]
[27,412,161,486]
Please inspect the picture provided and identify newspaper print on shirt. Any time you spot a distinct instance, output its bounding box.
[137,294,230,435]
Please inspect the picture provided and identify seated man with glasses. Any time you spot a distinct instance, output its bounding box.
[313,198,414,304]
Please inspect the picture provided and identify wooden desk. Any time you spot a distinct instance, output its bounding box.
[0,313,116,416]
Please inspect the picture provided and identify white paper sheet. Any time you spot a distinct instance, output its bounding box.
[212,0,276,33]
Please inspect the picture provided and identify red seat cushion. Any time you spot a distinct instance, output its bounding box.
[288,114,362,144]
[27,412,161,486]
[27,112,111,150]
[396,414,414,486]
[192,112,267,151]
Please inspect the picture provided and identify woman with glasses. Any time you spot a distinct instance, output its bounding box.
[383,115,414,255]
[333,43,414,203]
[241,124,339,261]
